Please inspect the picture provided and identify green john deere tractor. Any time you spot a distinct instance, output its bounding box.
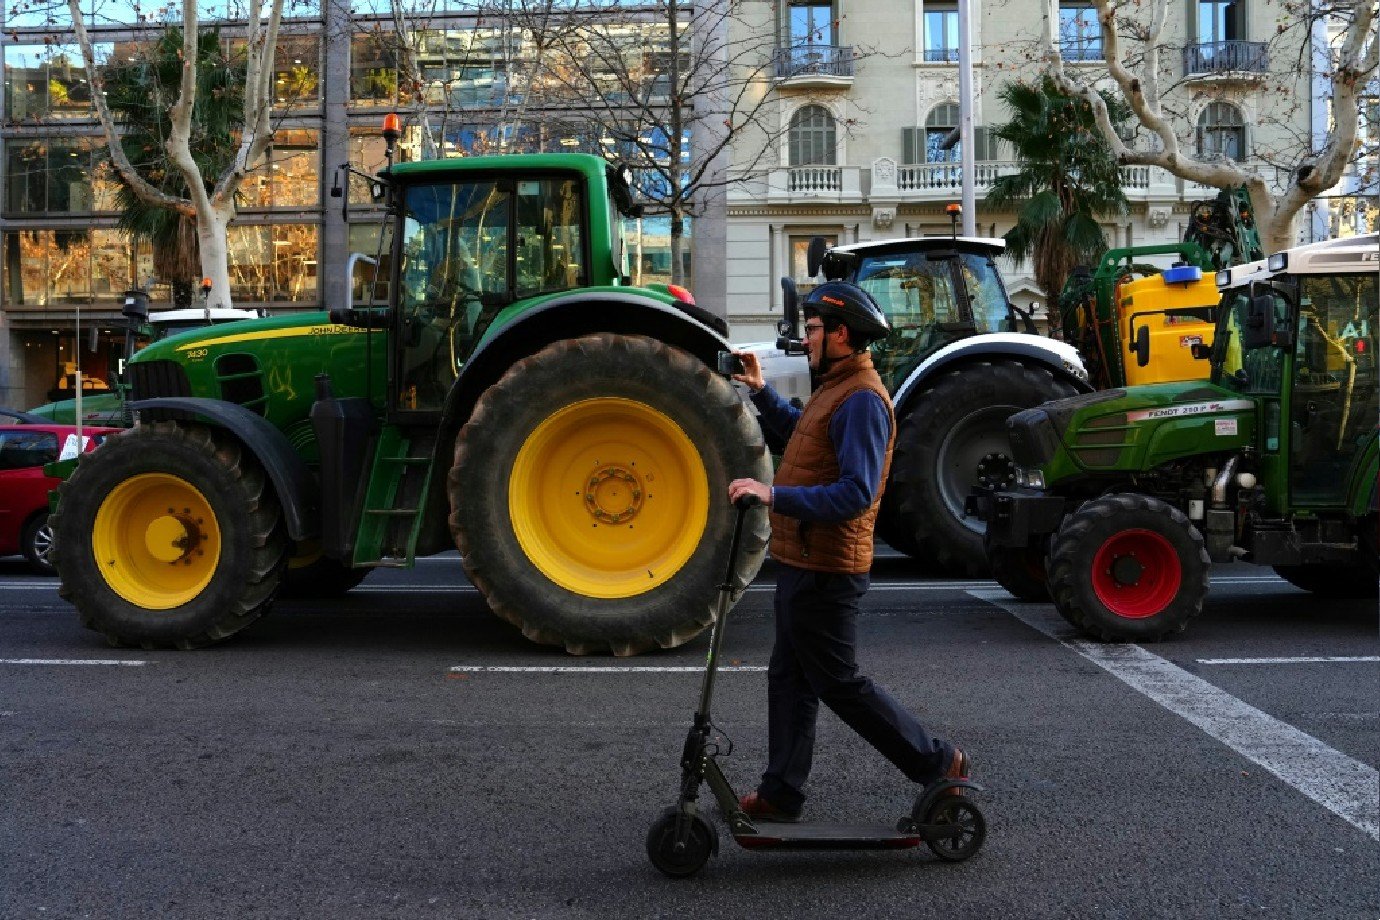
[51,151,771,655]
[972,232,1378,640]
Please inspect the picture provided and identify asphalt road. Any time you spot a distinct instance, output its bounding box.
[1,551,1376,920]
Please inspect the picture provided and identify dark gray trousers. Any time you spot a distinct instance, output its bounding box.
[758,565,952,811]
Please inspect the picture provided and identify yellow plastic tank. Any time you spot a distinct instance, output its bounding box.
[1119,269,1218,385]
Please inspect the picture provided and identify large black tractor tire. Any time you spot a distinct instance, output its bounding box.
[1272,564,1379,598]
[1047,493,1210,642]
[451,333,773,656]
[886,360,1078,575]
[50,423,288,649]
[280,547,370,598]
[984,531,1050,602]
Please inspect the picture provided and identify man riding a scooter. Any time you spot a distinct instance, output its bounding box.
[727,281,970,821]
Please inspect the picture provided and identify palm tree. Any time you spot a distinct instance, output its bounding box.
[985,77,1129,336]
[102,29,242,307]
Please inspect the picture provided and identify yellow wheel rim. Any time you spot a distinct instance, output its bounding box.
[92,473,222,609]
[509,397,709,599]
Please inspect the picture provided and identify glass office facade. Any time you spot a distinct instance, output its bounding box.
[0,6,689,405]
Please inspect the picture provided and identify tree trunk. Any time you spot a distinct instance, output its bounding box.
[196,201,235,308]
[669,209,685,286]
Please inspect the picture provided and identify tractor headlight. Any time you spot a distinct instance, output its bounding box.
[1021,468,1045,490]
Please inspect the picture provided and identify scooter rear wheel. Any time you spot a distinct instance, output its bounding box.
[924,797,986,862]
[646,808,718,878]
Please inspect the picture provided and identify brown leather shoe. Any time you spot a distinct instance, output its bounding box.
[738,791,802,822]
[939,748,970,796]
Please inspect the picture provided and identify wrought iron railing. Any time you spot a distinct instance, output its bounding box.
[923,48,959,63]
[774,44,854,80]
[1183,41,1268,75]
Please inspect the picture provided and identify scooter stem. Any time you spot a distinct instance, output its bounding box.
[694,496,760,723]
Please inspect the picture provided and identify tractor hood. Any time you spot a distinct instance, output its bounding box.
[1008,380,1258,485]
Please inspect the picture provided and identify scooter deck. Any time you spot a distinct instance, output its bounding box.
[733,823,920,850]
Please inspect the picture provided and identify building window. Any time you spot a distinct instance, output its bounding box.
[1197,101,1245,161]
[925,103,960,162]
[243,129,320,209]
[1197,0,1243,44]
[273,35,321,107]
[4,137,120,216]
[789,0,835,46]
[227,224,319,303]
[3,229,150,307]
[788,104,836,166]
[4,42,111,121]
[351,31,400,105]
[1059,4,1102,61]
[922,3,958,62]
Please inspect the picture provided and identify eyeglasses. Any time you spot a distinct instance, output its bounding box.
[803,323,826,335]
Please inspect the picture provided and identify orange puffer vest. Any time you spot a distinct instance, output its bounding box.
[768,351,895,573]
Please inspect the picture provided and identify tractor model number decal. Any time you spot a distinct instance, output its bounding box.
[184,348,209,361]
[1126,399,1253,422]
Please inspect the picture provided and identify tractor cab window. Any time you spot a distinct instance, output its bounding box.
[959,252,1013,334]
[855,252,971,391]
[515,178,585,297]
[397,179,511,412]
[1289,272,1378,506]
[1215,288,1286,396]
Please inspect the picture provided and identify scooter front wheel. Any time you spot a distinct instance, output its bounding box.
[923,796,986,862]
[646,807,718,878]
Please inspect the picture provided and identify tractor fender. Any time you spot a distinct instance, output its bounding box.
[892,333,1094,416]
[129,397,317,541]
[440,292,730,435]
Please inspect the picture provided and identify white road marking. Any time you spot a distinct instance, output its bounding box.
[1,658,147,666]
[1197,656,1380,665]
[968,588,1380,841]
[449,665,766,673]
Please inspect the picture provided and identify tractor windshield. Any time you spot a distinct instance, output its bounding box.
[855,248,1011,391]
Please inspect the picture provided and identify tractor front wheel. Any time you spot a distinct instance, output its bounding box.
[885,360,1077,576]
[1047,494,1209,641]
[451,334,772,655]
[50,423,287,649]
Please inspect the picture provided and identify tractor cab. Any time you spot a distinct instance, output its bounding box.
[807,236,1018,391]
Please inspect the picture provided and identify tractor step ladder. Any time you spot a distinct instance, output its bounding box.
[353,428,437,569]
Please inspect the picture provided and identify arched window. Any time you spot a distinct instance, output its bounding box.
[925,103,960,163]
[1198,102,1245,161]
[788,104,837,166]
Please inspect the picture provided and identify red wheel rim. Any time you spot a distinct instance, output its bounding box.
[1090,528,1182,619]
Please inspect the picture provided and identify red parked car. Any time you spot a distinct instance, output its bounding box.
[0,422,118,574]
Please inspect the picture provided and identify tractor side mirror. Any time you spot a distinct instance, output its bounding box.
[121,289,150,323]
[777,277,804,355]
[806,236,828,279]
[1131,323,1151,367]
[1241,293,1277,349]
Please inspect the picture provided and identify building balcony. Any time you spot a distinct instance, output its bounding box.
[873,160,1181,201]
[1183,41,1269,82]
[767,166,862,203]
[773,44,854,88]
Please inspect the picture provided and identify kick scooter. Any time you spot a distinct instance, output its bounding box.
[646,496,987,878]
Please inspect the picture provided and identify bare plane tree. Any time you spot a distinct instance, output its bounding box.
[535,0,788,285]
[1040,0,1377,252]
[54,0,290,308]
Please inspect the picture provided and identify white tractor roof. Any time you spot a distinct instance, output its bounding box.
[1272,233,1379,275]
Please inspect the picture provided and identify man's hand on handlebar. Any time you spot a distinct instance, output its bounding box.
[728,478,771,507]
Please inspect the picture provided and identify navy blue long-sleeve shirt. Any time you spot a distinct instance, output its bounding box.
[750,382,892,523]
